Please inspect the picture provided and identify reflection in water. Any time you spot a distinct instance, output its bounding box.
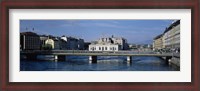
[20,56,179,71]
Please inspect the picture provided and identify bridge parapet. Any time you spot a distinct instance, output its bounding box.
[20,50,179,63]
[20,50,175,57]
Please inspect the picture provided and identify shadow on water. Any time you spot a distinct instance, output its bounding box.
[20,55,180,71]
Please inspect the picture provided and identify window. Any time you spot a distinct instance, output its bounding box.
[105,47,107,50]
[91,47,93,50]
[99,47,101,50]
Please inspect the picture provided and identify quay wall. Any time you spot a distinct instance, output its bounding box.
[169,57,180,67]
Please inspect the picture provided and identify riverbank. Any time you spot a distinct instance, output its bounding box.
[169,57,180,67]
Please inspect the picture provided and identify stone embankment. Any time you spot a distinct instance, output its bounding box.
[169,57,180,67]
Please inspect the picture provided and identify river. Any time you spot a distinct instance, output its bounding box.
[20,55,179,71]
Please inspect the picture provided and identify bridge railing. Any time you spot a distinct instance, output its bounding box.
[20,50,180,57]
[21,50,174,55]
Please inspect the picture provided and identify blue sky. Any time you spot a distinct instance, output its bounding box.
[20,20,174,44]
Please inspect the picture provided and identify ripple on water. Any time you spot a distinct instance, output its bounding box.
[20,56,179,71]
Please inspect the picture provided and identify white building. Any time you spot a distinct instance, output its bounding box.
[89,35,128,51]
[45,38,60,50]
[89,44,119,51]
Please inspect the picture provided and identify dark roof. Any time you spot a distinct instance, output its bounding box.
[20,32,39,36]
[164,20,180,33]
[40,35,48,37]
[154,34,163,40]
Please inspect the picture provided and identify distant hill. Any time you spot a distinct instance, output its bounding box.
[129,39,153,45]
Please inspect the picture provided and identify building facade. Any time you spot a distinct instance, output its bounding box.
[111,36,129,50]
[163,20,180,50]
[77,39,84,50]
[45,38,60,50]
[153,34,163,50]
[61,36,84,50]
[89,44,119,51]
[152,20,180,52]
[89,36,128,51]
[39,35,49,50]
[20,32,40,50]
[60,39,68,50]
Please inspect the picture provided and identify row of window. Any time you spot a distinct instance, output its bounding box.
[164,38,180,45]
[90,46,117,51]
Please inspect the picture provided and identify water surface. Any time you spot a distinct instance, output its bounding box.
[20,56,179,71]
